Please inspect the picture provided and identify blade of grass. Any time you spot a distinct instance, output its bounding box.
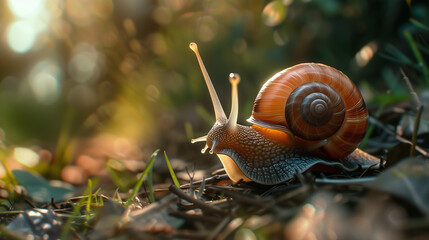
[85,179,93,223]
[0,151,18,186]
[401,68,423,157]
[185,122,194,141]
[61,183,93,239]
[360,105,384,149]
[410,18,429,32]
[416,42,429,55]
[98,194,104,207]
[164,151,180,188]
[382,44,413,66]
[78,179,96,235]
[0,150,20,200]
[147,164,155,203]
[404,31,429,85]
[51,108,76,179]
[107,159,134,191]
[125,149,159,206]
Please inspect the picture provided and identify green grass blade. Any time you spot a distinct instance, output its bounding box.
[125,149,159,206]
[416,42,429,55]
[410,18,429,32]
[61,183,93,239]
[0,151,18,186]
[147,163,155,203]
[164,151,180,188]
[360,105,384,149]
[85,179,93,223]
[0,150,20,200]
[51,108,76,179]
[382,44,413,65]
[404,31,429,85]
[185,122,194,141]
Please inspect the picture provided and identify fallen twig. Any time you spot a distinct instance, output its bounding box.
[169,185,228,216]
[314,176,376,185]
[370,116,428,156]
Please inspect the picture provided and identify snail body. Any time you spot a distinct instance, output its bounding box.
[190,43,380,185]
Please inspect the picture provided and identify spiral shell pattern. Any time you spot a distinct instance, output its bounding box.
[250,63,368,159]
[285,82,345,140]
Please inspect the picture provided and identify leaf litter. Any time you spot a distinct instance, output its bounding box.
[1,85,429,240]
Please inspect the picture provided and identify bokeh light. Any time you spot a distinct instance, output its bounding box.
[69,43,101,83]
[14,147,40,167]
[6,21,37,54]
[355,42,378,67]
[28,60,62,104]
[197,16,218,42]
[6,0,49,53]
[7,0,46,18]
[262,1,287,27]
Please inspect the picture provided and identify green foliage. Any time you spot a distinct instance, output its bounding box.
[125,149,159,206]
[164,151,181,188]
[147,161,156,203]
[60,180,103,239]
[404,31,429,85]
[107,158,140,191]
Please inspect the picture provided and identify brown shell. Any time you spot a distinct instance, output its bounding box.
[250,63,368,159]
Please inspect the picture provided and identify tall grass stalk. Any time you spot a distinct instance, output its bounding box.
[164,151,180,188]
[404,31,429,85]
[125,149,159,206]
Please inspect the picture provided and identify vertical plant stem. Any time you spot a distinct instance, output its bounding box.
[125,149,159,206]
[164,151,181,188]
[52,108,76,179]
[401,68,423,156]
[360,105,384,149]
[147,165,155,203]
[404,31,429,85]
[85,179,93,223]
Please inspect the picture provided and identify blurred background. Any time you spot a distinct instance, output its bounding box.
[0,0,427,185]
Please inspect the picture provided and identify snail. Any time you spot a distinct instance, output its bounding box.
[189,42,380,185]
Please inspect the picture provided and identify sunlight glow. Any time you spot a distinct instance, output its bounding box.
[197,16,218,42]
[262,1,287,27]
[7,21,37,53]
[6,0,49,53]
[14,147,40,167]
[69,43,100,83]
[28,61,62,104]
[355,42,378,67]
[284,202,323,239]
[7,0,45,18]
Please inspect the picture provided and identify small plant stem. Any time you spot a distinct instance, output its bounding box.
[125,149,159,206]
[404,31,429,85]
[164,151,181,188]
[360,105,384,149]
[52,108,76,179]
[370,116,428,156]
[401,68,423,157]
[147,165,155,203]
[85,179,93,223]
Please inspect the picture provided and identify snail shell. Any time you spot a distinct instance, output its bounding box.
[248,63,368,160]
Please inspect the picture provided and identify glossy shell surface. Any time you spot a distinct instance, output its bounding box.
[251,63,368,159]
